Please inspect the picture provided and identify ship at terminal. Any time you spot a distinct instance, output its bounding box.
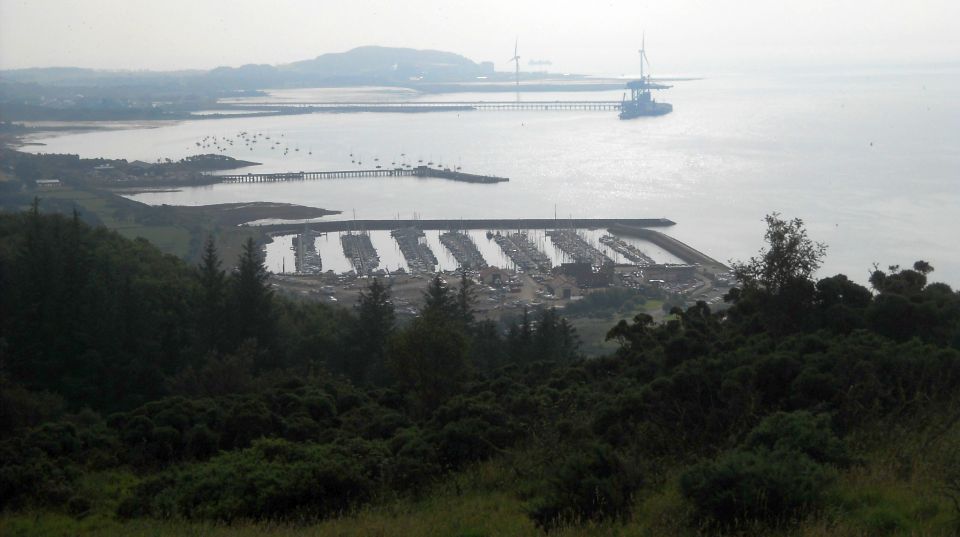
[619,34,673,119]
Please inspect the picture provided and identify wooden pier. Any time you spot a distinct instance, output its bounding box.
[219,165,507,184]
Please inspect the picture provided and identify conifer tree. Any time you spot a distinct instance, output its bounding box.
[347,278,395,384]
[197,236,227,354]
[456,269,476,327]
[228,237,276,358]
[422,274,457,319]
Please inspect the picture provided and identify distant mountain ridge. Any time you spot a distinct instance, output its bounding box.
[0,46,497,89]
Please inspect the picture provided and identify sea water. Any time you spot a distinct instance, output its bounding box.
[25,69,960,284]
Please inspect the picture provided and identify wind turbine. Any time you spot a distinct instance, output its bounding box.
[638,32,650,81]
[508,37,521,88]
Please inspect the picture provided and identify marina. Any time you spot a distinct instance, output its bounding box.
[546,229,614,268]
[491,232,553,273]
[340,233,380,274]
[292,226,323,274]
[439,231,488,269]
[600,234,655,265]
[270,220,728,277]
[390,227,439,273]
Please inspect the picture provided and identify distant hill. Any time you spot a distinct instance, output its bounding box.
[0,46,497,89]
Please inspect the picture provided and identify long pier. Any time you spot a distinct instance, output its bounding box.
[236,101,623,113]
[219,165,508,184]
[262,218,675,234]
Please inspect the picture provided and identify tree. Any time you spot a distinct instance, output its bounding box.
[390,315,468,415]
[422,274,458,318]
[731,213,827,295]
[507,308,534,363]
[228,237,276,359]
[393,274,471,412]
[346,278,395,384]
[196,236,227,354]
[456,269,476,327]
[531,308,581,363]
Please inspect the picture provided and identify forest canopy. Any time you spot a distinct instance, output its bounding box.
[1,209,959,536]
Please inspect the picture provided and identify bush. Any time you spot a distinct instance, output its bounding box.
[680,448,835,528]
[743,411,851,467]
[385,431,441,492]
[185,425,220,459]
[66,495,92,518]
[120,438,380,521]
[527,443,641,530]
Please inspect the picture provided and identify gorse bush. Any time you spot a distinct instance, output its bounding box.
[680,446,836,528]
[527,442,642,530]
[743,411,851,467]
[680,411,848,528]
[118,438,384,521]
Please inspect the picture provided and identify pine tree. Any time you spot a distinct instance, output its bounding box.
[197,236,227,354]
[507,307,534,363]
[422,274,457,319]
[228,237,276,358]
[456,269,476,327]
[347,278,395,384]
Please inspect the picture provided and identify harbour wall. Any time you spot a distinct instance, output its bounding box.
[261,218,676,235]
[608,224,728,270]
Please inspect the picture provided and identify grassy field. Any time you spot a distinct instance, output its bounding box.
[11,186,277,263]
[32,187,196,258]
[570,299,665,356]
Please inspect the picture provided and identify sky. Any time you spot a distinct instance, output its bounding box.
[1,0,958,76]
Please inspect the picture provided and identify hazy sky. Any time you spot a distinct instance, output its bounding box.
[1,0,957,75]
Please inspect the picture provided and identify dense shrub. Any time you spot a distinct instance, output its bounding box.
[744,411,850,467]
[385,429,442,492]
[680,448,835,528]
[0,441,77,510]
[527,443,642,530]
[119,438,383,521]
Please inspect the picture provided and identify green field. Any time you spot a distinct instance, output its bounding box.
[569,299,665,356]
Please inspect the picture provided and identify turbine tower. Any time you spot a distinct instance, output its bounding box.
[638,32,650,82]
[508,37,521,87]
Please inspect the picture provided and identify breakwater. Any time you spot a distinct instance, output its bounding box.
[261,218,675,234]
[608,224,727,269]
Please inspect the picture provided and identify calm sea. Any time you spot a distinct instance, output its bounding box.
[25,70,960,285]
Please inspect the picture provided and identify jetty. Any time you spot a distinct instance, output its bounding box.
[391,228,438,273]
[340,233,380,274]
[546,229,613,268]
[440,231,488,269]
[492,232,552,273]
[219,165,507,184]
[239,101,623,113]
[292,227,322,274]
[599,234,654,266]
